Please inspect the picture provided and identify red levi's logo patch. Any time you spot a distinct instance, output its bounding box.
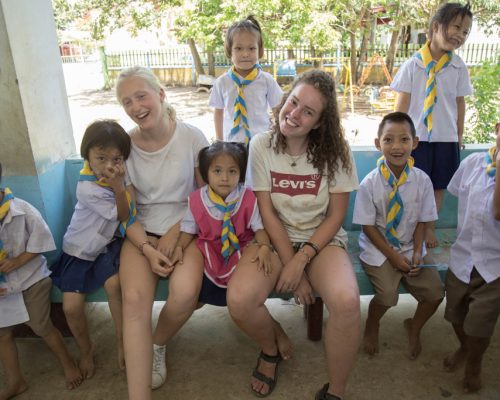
[271,171,322,196]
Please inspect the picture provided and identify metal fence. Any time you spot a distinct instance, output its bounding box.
[100,43,499,69]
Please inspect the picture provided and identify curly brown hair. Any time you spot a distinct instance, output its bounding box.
[271,69,352,183]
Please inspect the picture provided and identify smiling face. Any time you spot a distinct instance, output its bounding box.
[375,121,418,177]
[278,83,325,142]
[207,153,241,200]
[431,15,472,54]
[230,30,261,77]
[117,76,165,131]
[88,146,124,180]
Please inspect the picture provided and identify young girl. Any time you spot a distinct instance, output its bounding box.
[391,2,473,247]
[209,15,283,143]
[443,122,500,393]
[51,120,133,378]
[228,70,360,399]
[173,141,274,306]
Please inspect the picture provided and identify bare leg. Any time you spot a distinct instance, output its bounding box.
[120,238,158,400]
[227,246,283,396]
[363,299,390,356]
[62,292,95,379]
[463,336,490,393]
[308,246,361,399]
[425,189,445,248]
[104,273,125,370]
[404,298,442,359]
[41,327,83,390]
[272,318,293,360]
[152,241,204,346]
[444,322,468,372]
[0,332,28,400]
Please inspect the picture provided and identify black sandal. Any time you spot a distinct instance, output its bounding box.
[315,383,342,400]
[251,351,282,397]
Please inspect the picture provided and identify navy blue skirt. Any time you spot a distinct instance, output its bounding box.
[198,274,227,307]
[51,239,122,293]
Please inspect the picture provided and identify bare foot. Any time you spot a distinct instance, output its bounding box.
[363,321,380,356]
[273,320,293,360]
[0,379,28,400]
[64,361,83,390]
[463,361,482,393]
[443,348,467,372]
[79,342,96,380]
[425,226,438,248]
[404,318,422,360]
[117,340,125,371]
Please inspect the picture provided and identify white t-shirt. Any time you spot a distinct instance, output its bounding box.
[125,121,209,235]
[209,70,283,142]
[391,54,472,142]
[247,131,359,245]
[63,181,120,261]
[448,152,500,284]
[353,165,438,266]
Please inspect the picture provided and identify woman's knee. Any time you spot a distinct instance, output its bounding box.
[325,289,361,320]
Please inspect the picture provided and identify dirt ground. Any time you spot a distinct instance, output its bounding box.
[66,86,384,151]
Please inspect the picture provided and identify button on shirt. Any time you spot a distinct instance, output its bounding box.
[0,198,55,294]
[448,152,500,284]
[353,166,437,266]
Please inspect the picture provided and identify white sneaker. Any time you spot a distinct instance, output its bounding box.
[152,344,167,390]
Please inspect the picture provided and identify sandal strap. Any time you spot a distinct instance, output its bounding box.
[316,383,342,400]
[258,351,281,364]
[252,369,276,387]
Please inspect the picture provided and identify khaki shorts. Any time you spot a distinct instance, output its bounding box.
[444,268,500,338]
[0,277,54,337]
[362,258,444,307]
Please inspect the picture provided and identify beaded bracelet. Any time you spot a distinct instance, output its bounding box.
[138,240,155,255]
[302,241,319,256]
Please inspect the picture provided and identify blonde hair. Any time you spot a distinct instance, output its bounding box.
[115,66,176,121]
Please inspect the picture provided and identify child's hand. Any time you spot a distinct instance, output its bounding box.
[0,258,18,274]
[143,245,174,278]
[156,230,178,259]
[293,275,315,305]
[171,246,184,265]
[251,245,272,276]
[408,250,423,277]
[101,164,126,193]
[388,252,412,273]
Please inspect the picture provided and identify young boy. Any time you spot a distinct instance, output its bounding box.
[353,112,444,359]
[0,162,82,399]
[443,122,500,393]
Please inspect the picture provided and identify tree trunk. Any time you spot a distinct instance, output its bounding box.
[356,13,371,82]
[207,51,215,76]
[385,27,400,76]
[349,32,357,85]
[187,38,205,75]
[287,48,295,59]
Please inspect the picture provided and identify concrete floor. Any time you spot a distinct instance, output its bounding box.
[3,295,500,400]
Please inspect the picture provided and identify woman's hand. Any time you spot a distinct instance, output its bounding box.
[276,252,308,293]
[293,275,315,305]
[143,244,174,278]
[252,245,272,276]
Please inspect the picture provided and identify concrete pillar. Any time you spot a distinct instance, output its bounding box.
[0,0,75,256]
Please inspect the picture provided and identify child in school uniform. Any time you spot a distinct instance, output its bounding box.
[353,112,444,360]
[0,162,83,399]
[443,122,500,393]
[209,15,283,143]
[391,3,473,247]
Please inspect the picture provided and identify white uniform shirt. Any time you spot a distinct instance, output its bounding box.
[448,152,500,283]
[62,181,119,261]
[126,121,209,235]
[391,54,472,142]
[353,166,437,266]
[209,70,283,142]
[0,197,55,327]
[247,131,358,245]
[180,184,264,234]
